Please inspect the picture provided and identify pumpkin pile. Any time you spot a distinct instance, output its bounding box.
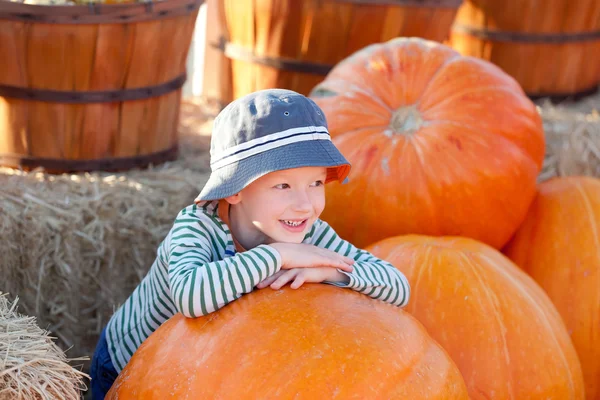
[108,38,597,399]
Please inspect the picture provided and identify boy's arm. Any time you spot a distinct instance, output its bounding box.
[167,218,281,318]
[309,220,411,307]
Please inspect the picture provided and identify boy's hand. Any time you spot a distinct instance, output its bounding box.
[256,267,351,290]
[268,243,354,272]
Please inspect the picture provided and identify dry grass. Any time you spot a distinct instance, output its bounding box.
[0,292,89,400]
[536,90,600,181]
[0,98,217,375]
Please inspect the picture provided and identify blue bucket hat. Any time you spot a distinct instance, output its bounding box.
[195,89,351,202]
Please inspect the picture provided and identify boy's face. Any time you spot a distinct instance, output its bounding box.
[228,166,327,246]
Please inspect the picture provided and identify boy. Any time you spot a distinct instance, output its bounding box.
[90,89,410,399]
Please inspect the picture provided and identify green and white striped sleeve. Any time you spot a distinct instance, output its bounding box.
[309,220,410,307]
[168,218,281,318]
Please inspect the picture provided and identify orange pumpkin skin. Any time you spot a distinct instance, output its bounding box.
[367,235,585,400]
[106,285,469,399]
[504,176,600,400]
[310,37,545,249]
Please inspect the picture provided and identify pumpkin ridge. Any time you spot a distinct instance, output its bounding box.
[421,85,527,116]
[574,181,600,255]
[332,131,393,239]
[382,137,442,235]
[391,342,461,396]
[461,251,515,398]
[478,253,577,396]
[340,125,395,139]
[406,244,433,313]
[407,135,441,230]
[424,55,524,99]
[381,41,408,112]
[505,177,600,399]
[573,182,600,354]
[347,83,395,113]
[356,133,402,238]
[422,119,542,170]
[316,79,393,114]
[413,52,462,106]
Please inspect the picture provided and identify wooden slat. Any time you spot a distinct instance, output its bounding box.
[116,20,163,157]
[270,0,305,91]
[80,23,135,160]
[151,12,197,153]
[292,0,354,94]
[202,0,232,105]
[0,21,29,156]
[224,0,256,99]
[253,0,287,95]
[345,4,387,55]
[62,24,98,159]
[26,23,66,158]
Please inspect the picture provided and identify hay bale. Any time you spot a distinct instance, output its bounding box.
[0,292,88,400]
[537,89,600,181]
[0,99,216,371]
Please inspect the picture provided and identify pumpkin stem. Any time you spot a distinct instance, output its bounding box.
[390,106,423,135]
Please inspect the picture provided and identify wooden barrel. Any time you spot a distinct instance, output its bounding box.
[450,0,600,100]
[0,0,202,173]
[215,0,463,102]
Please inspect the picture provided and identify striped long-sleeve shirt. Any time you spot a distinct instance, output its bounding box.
[106,200,410,372]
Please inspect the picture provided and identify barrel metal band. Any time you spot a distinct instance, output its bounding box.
[0,144,179,172]
[527,83,599,102]
[452,23,600,43]
[0,0,202,24]
[0,74,186,104]
[330,0,462,7]
[215,38,334,76]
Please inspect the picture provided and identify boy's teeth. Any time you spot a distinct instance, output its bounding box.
[283,220,302,227]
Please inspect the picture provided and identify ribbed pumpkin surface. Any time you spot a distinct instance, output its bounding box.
[504,176,600,400]
[310,37,545,249]
[367,235,584,399]
[106,284,469,399]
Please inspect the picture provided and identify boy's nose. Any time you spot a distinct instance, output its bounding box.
[292,191,312,212]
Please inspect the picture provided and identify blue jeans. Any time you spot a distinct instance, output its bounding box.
[90,328,119,400]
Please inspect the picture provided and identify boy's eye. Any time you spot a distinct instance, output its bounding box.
[310,180,324,187]
[274,183,290,189]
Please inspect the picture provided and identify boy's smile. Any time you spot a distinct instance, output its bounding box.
[225,166,328,249]
[280,218,308,233]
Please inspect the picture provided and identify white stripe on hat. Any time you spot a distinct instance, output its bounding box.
[210,125,331,170]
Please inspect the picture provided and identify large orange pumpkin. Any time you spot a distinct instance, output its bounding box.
[367,235,584,399]
[106,285,469,399]
[504,176,600,400]
[310,37,545,249]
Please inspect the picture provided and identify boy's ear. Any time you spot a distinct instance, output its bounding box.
[224,193,241,205]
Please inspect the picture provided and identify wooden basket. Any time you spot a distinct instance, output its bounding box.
[214,0,463,103]
[0,0,202,173]
[450,0,600,100]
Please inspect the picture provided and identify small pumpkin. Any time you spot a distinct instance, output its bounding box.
[106,285,469,399]
[367,235,584,399]
[504,176,600,400]
[310,37,545,249]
